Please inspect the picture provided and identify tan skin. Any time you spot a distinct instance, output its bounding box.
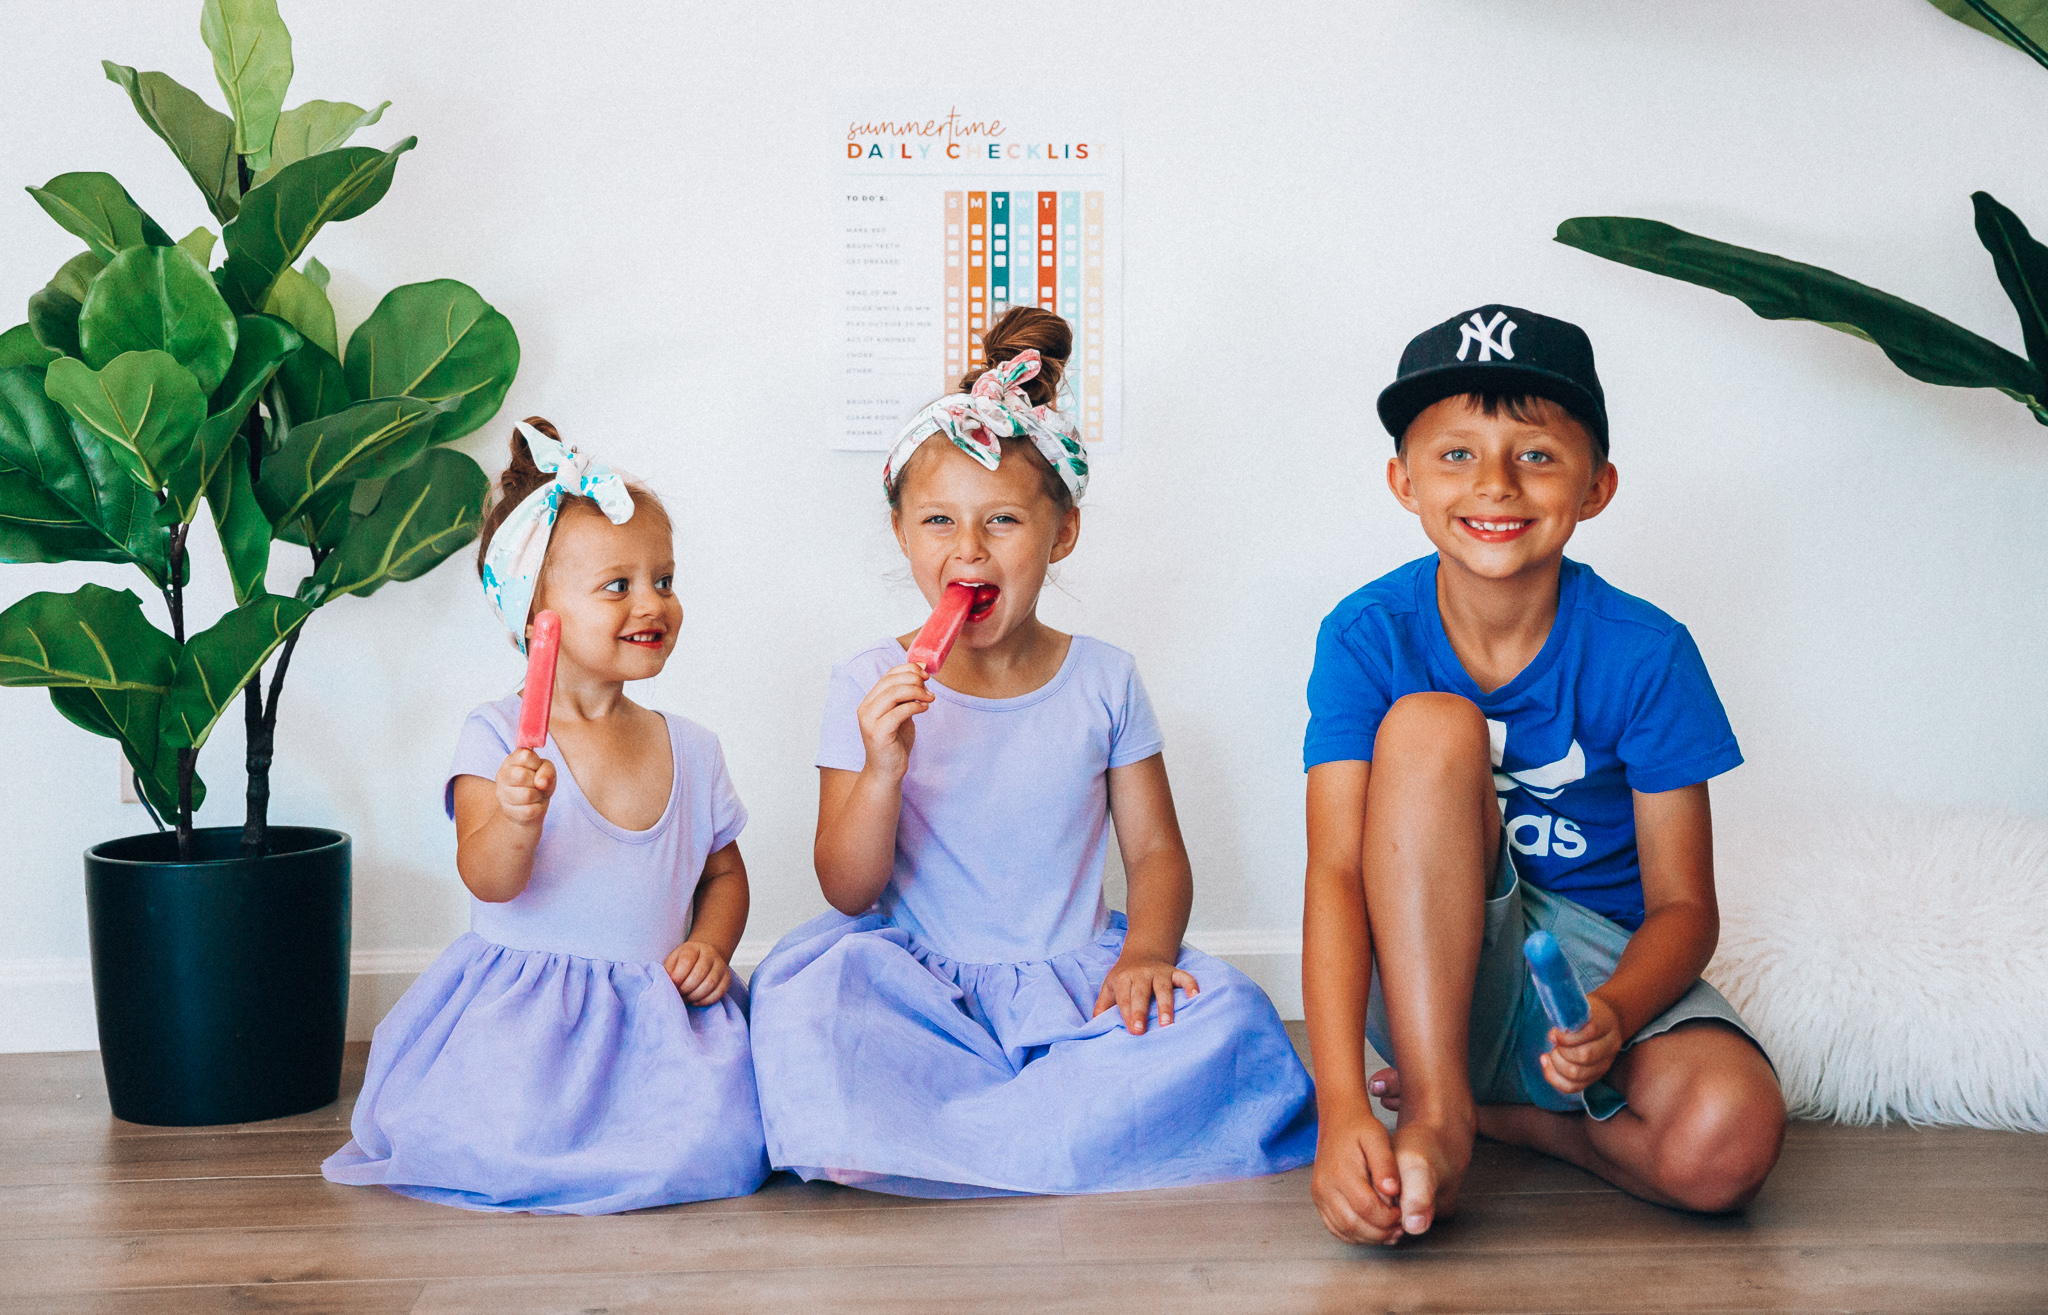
[1304,395,1785,1245]
[452,503,751,1005]
[815,440,1199,1033]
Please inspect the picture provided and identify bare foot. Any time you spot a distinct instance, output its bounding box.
[1390,1115,1474,1237]
[1368,1066,1402,1111]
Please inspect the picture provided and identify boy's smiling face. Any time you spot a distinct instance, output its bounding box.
[1388,394,1618,586]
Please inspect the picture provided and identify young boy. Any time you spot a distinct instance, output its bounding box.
[1301,305,1785,1245]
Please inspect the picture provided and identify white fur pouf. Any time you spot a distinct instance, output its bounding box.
[1706,810,2048,1131]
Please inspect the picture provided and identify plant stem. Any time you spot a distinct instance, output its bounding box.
[164,520,194,858]
[1960,0,2048,72]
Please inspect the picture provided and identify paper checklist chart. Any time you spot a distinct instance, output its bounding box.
[833,101,1121,451]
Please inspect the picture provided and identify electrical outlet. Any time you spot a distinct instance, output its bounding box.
[119,761,140,805]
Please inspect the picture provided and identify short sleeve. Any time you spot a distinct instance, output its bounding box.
[1107,658,1165,768]
[705,736,749,852]
[1303,612,1396,770]
[445,704,514,819]
[1618,624,1743,794]
[815,660,871,772]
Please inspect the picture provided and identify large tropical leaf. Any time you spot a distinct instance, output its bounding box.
[1556,216,2044,405]
[199,0,294,168]
[0,368,169,580]
[25,251,103,358]
[343,280,519,442]
[254,99,390,186]
[263,264,337,357]
[305,447,487,603]
[44,350,207,493]
[25,173,174,262]
[0,583,176,690]
[164,313,301,520]
[218,140,416,313]
[1927,0,2048,67]
[78,245,239,395]
[0,325,59,370]
[102,62,240,224]
[177,227,217,265]
[1973,192,2048,390]
[255,395,437,527]
[162,594,311,751]
[274,336,347,429]
[208,436,271,604]
[49,684,194,816]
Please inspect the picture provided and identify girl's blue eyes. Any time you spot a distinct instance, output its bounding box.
[921,514,1018,526]
[600,577,674,594]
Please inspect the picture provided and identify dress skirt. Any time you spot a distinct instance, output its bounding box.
[322,933,769,1214]
[748,910,1316,1198]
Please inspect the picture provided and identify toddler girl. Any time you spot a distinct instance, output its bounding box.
[749,309,1316,1197]
[323,419,769,1213]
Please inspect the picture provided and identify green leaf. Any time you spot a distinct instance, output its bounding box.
[0,325,59,370]
[165,313,301,519]
[44,351,207,493]
[200,0,294,167]
[79,245,239,395]
[26,252,104,358]
[1555,216,2044,401]
[1926,0,2048,68]
[0,369,167,579]
[303,256,330,291]
[49,685,195,816]
[305,447,488,603]
[0,583,176,690]
[343,280,519,442]
[208,436,271,604]
[256,395,438,527]
[218,140,416,313]
[273,484,352,550]
[0,368,169,580]
[263,264,337,357]
[1972,192,2048,394]
[275,337,346,427]
[163,594,310,750]
[177,227,217,265]
[25,173,174,263]
[102,62,240,224]
[254,99,390,186]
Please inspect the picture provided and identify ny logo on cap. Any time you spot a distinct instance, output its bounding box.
[1456,311,1517,363]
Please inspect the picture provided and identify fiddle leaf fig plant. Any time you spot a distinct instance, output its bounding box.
[1556,1,2048,426]
[0,1,519,858]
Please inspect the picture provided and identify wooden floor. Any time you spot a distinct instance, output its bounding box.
[2,1029,2044,1314]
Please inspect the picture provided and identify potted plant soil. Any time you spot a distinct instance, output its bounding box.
[0,0,519,1125]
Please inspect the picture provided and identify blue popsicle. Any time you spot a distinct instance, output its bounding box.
[1523,930,1591,1034]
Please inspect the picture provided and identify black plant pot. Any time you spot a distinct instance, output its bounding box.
[84,826,351,1127]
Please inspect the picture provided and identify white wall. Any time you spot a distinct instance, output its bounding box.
[6,0,2047,1048]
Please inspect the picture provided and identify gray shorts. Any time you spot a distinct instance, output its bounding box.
[1365,844,1764,1121]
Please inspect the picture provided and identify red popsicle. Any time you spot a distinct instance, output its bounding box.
[907,582,996,675]
[517,611,561,749]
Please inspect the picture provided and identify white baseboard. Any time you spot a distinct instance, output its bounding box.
[0,931,1307,1054]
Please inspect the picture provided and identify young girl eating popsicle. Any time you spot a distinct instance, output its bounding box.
[322,418,769,1213]
[748,308,1316,1197]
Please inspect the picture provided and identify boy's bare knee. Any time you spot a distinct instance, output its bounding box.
[1652,1080,1786,1213]
[1375,692,1490,765]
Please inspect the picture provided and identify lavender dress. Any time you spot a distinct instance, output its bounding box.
[749,637,1316,1197]
[322,698,769,1213]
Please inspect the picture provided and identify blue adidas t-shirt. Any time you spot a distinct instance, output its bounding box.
[1303,555,1741,930]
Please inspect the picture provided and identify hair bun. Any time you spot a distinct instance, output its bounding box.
[962,306,1072,408]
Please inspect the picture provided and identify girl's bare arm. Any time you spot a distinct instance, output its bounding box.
[452,749,557,903]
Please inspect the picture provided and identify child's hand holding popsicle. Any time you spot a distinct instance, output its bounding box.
[497,611,563,826]
[856,582,997,778]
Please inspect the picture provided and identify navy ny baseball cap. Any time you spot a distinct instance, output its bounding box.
[1376,304,1609,453]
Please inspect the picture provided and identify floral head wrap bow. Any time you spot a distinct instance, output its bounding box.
[882,349,1089,501]
[480,422,636,652]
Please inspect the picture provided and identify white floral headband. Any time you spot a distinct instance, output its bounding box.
[882,350,1089,501]
[479,422,636,652]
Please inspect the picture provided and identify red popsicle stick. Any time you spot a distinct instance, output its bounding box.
[517,611,561,749]
[907,581,989,675]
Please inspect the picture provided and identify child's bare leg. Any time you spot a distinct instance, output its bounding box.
[1362,692,1499,1234]
[1477,1022,1785,1211]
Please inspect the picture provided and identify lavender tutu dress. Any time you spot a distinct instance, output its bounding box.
[322,697,770,1213]
[749,637,1316,1197]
